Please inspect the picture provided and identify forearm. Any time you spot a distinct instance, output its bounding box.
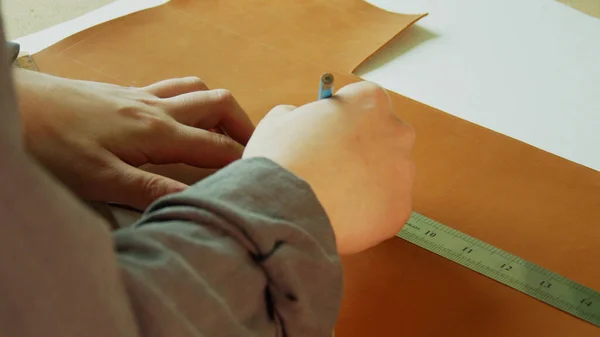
[0,153,139,337]
[0,155,342,336]
[116,158,342,336]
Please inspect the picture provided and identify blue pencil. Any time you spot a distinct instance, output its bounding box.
[318,73,334,99]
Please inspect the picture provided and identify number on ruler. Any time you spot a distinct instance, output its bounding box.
[425,230,437,237]
[400,212,600,327]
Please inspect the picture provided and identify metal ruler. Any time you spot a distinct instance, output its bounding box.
[398,212,600,326]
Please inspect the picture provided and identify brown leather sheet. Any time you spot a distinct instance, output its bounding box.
[32,0,600,336]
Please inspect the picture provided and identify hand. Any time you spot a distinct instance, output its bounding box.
[243,81,415,254]
[16,70,254,210]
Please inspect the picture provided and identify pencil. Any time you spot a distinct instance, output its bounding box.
[318,73,334,99]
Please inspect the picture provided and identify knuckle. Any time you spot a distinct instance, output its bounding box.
[205,133,243,163]
[141,175,169,200]
[349,81,389,106]
[214,88,234,103]
[116,103,143,118]
[278,104,297,111]
[143,113,174,134]
[360,81,387,98]
[214,133,242,152]
[260,104,294,124]
[271,104,295,115]
[175,92,195,109]
[137,96,162,107]
[212,89,236,112]
[348,82,391,115]
[183,76,207,90]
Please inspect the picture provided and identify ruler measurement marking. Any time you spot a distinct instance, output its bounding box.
[398,212,600,326]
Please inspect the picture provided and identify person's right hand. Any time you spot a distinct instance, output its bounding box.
[243,81,416,255]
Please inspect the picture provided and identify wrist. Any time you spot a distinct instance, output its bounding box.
[13,69,58,137]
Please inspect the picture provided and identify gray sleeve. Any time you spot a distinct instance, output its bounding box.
[113,157,343,337]
[6,41,19,64]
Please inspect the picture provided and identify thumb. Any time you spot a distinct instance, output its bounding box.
[109,162,188,211]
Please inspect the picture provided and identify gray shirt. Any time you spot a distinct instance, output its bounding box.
[114,158,343,336]
[4,40,341,335]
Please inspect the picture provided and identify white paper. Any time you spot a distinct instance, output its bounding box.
[14,0,169,54]
[362,0,600,172]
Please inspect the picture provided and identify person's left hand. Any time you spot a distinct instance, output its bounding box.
[16,70,254,210]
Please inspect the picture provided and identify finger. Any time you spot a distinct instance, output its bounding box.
[141,77,209,98]
[333,81,398,121]
[269,104,297,114]
[260,104,297,123]
[162,89,255,145]
[151,125,244,168]
[109,163,189,211]
[209,127,225,134]
[334,81,391,106]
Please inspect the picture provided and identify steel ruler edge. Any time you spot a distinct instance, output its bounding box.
[397,212,600,327]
